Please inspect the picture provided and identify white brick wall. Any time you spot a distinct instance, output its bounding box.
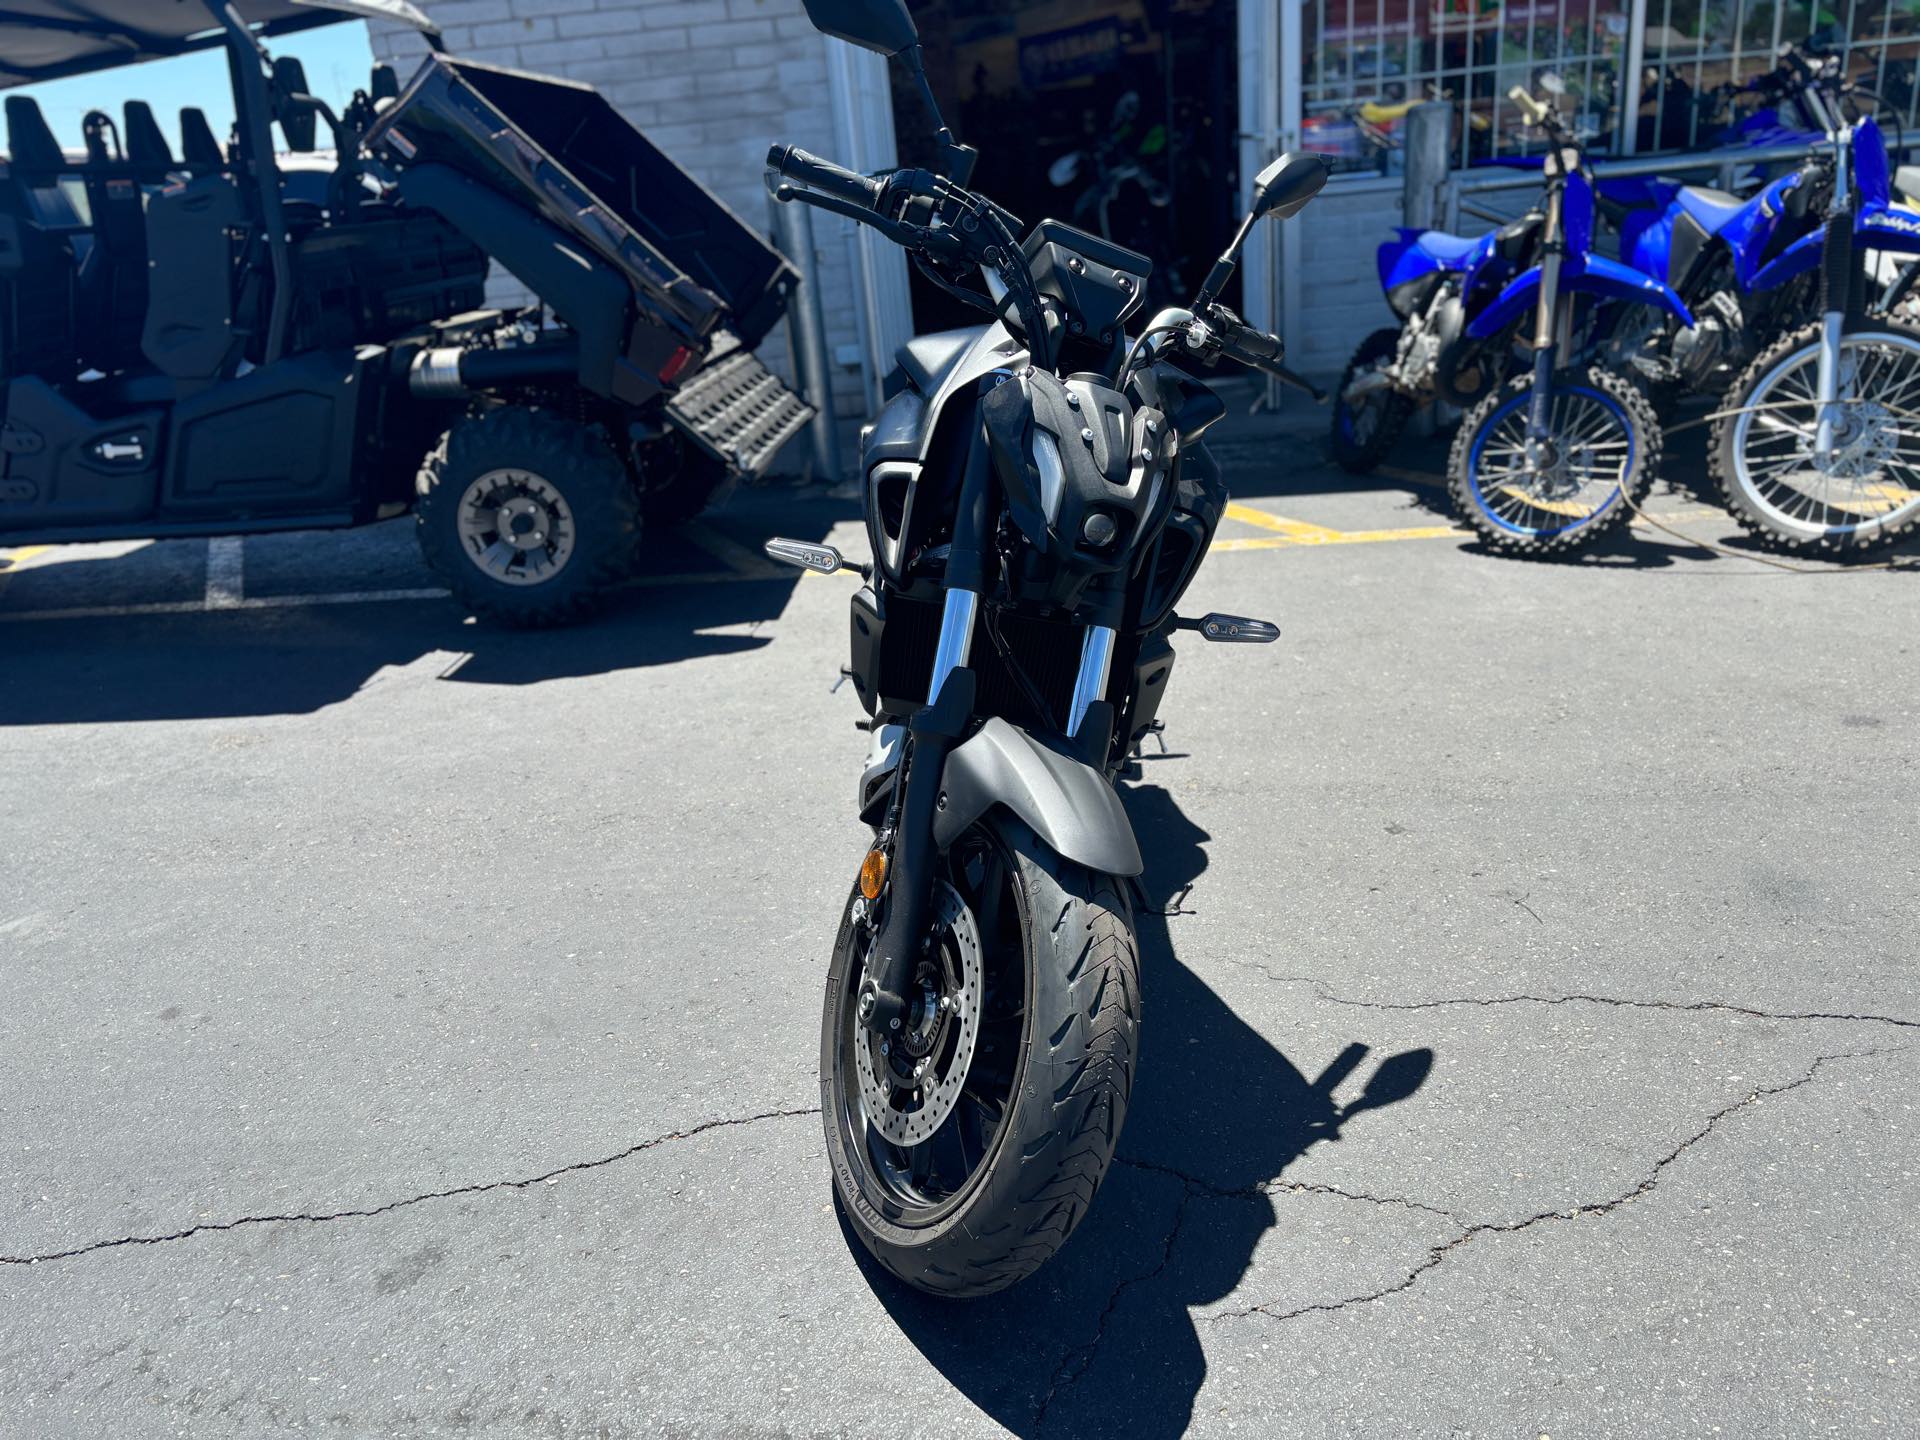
[367,0,870,419]
[1291,185,1401,377]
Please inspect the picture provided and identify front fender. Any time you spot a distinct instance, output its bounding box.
[1466,253,1694,339]
[931,717,1143,877]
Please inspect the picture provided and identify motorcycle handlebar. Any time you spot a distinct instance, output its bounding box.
[766,144,888,212]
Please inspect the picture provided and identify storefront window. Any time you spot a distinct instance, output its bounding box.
[892,0,1239,327]
[1302,0,1632,171]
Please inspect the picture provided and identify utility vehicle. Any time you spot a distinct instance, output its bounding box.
[0,0,812,624]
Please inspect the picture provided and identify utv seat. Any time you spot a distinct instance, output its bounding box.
[179,108,225,172]
[894,326,985,397]
[123,101,177,183]
[75,108,149,373]
[4,95,87,231]
[1,96,82,380]
[142,174,246,380]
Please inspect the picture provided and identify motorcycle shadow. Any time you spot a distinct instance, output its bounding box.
[840,778,1434,1438]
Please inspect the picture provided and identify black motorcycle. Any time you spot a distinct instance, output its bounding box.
[761,0,1328,1297]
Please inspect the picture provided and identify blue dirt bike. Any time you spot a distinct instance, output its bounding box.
[1709,115,1920,552]
[1331,44,1842,477]
[1442,79,1693,555]
[1600,46,1859,409]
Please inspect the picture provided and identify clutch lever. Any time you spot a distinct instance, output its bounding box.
[1270,362,1327,403]
[771,181,924,250]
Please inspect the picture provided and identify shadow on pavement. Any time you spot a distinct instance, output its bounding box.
[0,495,856,726]
[844,776,1435,1438]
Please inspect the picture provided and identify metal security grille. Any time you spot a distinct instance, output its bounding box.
[1296,0,1920,175]
[1636,0,1920,149]
[1301,0,1636,171]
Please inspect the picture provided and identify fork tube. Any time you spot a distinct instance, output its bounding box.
[929,410,994,702]
[1529,185,1565,444]
[1814,311,1843,462]
[1066,625,1116,737]
[928,589,979,702]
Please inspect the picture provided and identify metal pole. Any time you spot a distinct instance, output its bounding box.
[1276,0,1302,410]
[1619,0,1649,155]
[1403,101,1452,228]
[770,195,843,484]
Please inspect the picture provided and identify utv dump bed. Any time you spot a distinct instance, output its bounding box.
[367,54,812,475]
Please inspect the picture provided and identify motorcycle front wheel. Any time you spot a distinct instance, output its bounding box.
[1710,320,1920,554]
[1448,365,1659,557]
[821,814,1140,1298]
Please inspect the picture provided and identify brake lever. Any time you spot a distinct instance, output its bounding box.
[772,182,926,250]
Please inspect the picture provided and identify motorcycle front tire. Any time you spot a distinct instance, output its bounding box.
[821,815,1140,1299]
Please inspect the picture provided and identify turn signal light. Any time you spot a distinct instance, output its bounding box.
[859,848,889,900]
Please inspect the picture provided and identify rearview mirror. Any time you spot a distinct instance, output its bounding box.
[1251,151,1332,223]
[802,0,918,55]
[1351,1048,1434,1113]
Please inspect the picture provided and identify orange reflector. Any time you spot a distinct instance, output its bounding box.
[859,849,888,900]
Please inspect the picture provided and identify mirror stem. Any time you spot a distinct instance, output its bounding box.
[899,45,974,182]
[1195,213,1256,309]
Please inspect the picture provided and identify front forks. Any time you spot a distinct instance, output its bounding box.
[1814,207,1860,466]
[1526,244,1565,453]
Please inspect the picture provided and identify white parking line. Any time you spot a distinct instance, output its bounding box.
[204,538,246,608]
[0,587,452,623]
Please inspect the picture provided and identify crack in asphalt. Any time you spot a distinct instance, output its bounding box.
[1232,961,1920,1031]
[1034,1177,1196,1429]
[1115,1153,1465,1222]
[0,1106,822,1268]
[1213,1048,1896,1327]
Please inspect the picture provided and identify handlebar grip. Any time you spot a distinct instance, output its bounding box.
[1507,86,1546,124]
[1226,324,1284,365]
[766,144,886,211]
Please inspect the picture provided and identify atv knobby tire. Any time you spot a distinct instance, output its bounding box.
[416,406,639,627]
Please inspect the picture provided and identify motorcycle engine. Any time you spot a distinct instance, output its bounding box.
[1670,290,1746,393]
[1400,291,1463,395]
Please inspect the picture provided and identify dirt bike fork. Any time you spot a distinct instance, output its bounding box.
[1815,128,1862,464]
[1526,190,1569,450]
[1814,207,1864,463]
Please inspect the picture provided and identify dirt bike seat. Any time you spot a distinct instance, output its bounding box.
[1676,185,1748,235]
[1412,230,1481,265]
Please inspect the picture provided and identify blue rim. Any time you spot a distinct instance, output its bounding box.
[1466,384,1633,538]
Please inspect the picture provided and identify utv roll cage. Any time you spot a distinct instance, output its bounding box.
[0,0,814,624]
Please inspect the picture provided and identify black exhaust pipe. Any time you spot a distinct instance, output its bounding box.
[409,341,581,396]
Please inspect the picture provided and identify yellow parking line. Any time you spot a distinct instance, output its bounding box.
[1213,525,1461,552]
[1223,502,1343,542]
[0,544,54,571]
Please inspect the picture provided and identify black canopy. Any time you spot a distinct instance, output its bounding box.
[0,0,435,90]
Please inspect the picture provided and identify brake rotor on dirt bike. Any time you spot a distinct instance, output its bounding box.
[853,882,982,1148]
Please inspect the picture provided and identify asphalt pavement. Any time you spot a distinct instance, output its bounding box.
[2,406,1917,1438]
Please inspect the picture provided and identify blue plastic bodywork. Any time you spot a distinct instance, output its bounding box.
[1466,251,1695,337]
[1466,177,1691,338]
[1376,226,1493,293]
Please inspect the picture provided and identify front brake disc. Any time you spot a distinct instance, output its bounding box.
[853,882,982,1148]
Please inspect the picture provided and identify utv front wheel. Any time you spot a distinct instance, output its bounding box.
[417,407,639,626]
[823,816,1140,1298]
